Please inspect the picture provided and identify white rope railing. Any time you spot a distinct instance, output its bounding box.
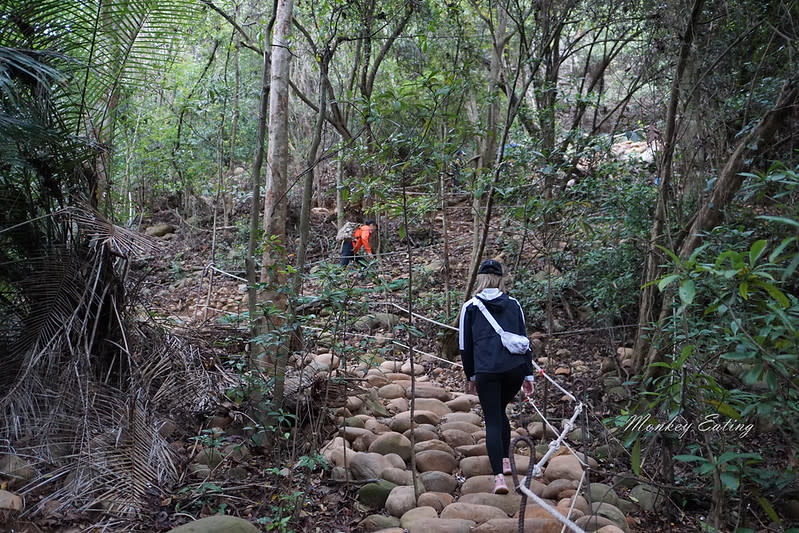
[508,358,589,533]
[516,471,588,533]
[525,358,587,477]
[298,325,463,367]
[300,311,591,530]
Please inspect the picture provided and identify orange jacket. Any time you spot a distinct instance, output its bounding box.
[352,225,373,255]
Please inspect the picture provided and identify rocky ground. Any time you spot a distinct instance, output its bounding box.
[128,203,697,533]
[0,200,705,532]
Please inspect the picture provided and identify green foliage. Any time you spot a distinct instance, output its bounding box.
[635,165,799,521]
[175,481,228,515]
[570,169,658,323]
[191,428,224,449]
[512,267,577,329]
[295,452,329,472]
[654,234,799,395]
[500,140,657,326]
[1,0,199,143]
[675,450,764,492]
[257,491,306,532]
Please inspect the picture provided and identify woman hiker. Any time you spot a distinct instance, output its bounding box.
[458,259,535,494]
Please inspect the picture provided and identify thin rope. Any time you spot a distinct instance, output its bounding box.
[523,358,587,476]
[298,325,463,367]
[390,341,462,367]
[560,473,587,533]
[509,436,587,533]
[201,263,249,282]
[505,359,589,532]
[516,473,588,533]
[377,301,459,331]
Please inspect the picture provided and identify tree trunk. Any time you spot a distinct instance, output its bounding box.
[679,80,799,258]
[225,37,241,228]
[258,0,294,408]
[440,171,452,317]
[294,50,329,298]
[468,2,507,289]
[401,178,421,504]
[246,8,276,364]
[336,148,345,227]
[537,1,562,201]
[631,0,705,373]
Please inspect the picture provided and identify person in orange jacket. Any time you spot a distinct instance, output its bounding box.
[340,220,377,266]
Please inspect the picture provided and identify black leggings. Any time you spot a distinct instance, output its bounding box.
[476,365,527,475]
[339,240,366,266]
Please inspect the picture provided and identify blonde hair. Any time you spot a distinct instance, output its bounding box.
[473,273,505,294]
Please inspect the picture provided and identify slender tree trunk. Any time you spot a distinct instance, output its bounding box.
[679,80,799,258]
[225,38,241,228]
[259,0,294,407]
[294,51,329,297]
[246,3,277,365]
[336,148,345,227]
[440,171,452,316]
[469,2,507,280]
[631,0,705,373]
[639,81,798,383]
[465,0,538,297]
[401,177,420,503]
[537,2,561,201]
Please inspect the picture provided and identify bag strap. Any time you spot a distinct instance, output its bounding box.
[470,297,505,334]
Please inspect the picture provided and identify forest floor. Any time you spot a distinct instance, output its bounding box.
[27,198,719,532]
[128,198,714,533]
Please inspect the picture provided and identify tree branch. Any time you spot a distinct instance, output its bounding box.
[201,0,263,55]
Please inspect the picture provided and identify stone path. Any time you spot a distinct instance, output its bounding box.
[320,358,638,533]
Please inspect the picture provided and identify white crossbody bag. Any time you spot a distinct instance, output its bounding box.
[471,298,531,355]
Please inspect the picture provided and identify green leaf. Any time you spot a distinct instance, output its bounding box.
[782,253,799,282]
[649,362,676,368]
[657,274,681,291]
[631,438,641,476]
[656,245,681,265]
[748,239,768,266]
[688,243,711,262]
[705,401,741,419]
[755,496,781,524]
[769,236,797,263]
[766,370,778,391]
[742,365,763,385]
[756,215,799,229]
[698,462,716,475]
[679,279,696,306]
[674,454,707,463]
[738,281,749,300]
[720,472,739,491]
[754,281,790,308]
[717,451,741,464]
[677,344,694,365]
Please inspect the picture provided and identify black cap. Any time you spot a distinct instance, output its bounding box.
[478,259,503,276]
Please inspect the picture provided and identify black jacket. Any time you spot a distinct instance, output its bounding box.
[458,288,533,380]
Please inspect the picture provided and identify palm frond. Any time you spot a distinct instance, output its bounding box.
[24,382,178,520]
[67,206,160,257]
[1,0,201,138]
[0,2,237,528]
[0,250,90,394]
